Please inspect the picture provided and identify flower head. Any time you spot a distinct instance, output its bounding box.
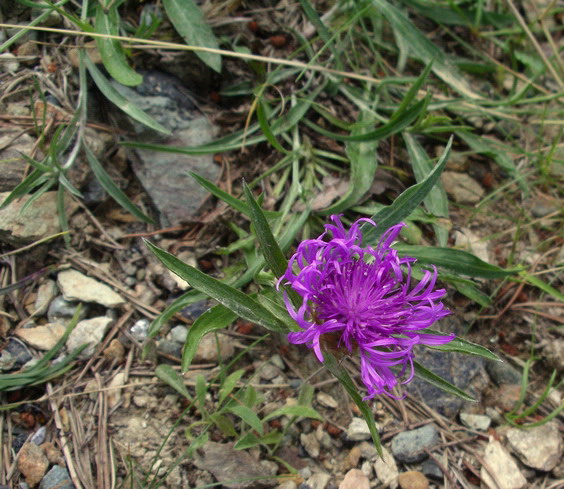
[279,215,454,399]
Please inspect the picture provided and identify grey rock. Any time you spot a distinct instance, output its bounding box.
[0,350,15,372]
[30,426,47,445]
[67,316,113,358]
[481,439,526,489]
[530,195,559,218]
[270,354,285,370]
[459,412,491,431]
[300,432,320,458]
[346,418,372,441]
[130,319,150,342]
[391,424,439,463]
[373,446,398,489]
[0,191,77,245]
[47,297,88,325]
[506,422,561,471]
[39,466,74,489]
[441,172,485,204]
[0,130,34,192]
[307,472,330,489]
[112,74,220,227]
[157,339,182,359]
[58,270,125,308]
[170,325,188,344]
[358,441,379,461]
[34,280,57,316]
[316,392,338,409]
[486,360,521,385]
[410,319,488,418]
[193,441,277,488]
[421,460,443,482]
[4,339,32,370]
[259,363,281,381]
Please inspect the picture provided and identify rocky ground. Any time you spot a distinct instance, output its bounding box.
[1,1,563,489]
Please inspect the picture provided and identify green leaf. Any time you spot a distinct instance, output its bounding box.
[361,136,453,245]
[234,430,283,450]
[243,183,288,279]
[519,270,564,302]
[323,353,382,456]
[94,3,143,86]
[452,281,492,307]
[403,133,449,246]
[144,240,288,332]
[304,98,426,142]
[186,432,209,457]
[84,144,155,223]
[413,361,475,401]
[393,243,521,279]
[321,110,379,214]
[195,373,208,409]
[219,369,245,406]
[84,55,170,134]
[370,0,481,99]
[226,404,264,436]
[155,364,191,399]
[256,100,288,154]
[421,329,500,361]
[210,413,237,437]
[162,0,221,72]
[190,172,281,219]
[182,304,237,372]
[263,405,323,422]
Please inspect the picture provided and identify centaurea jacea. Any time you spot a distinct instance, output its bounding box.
[279,215,454,399]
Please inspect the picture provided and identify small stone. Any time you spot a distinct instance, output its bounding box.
[459,412,491,431]
[18,443,49,487]
[345,446,361,469]
[373,446,398,489]
[346,418,372,441]
[358,441,379,461]
[259,363,280,381]
[486,361,521,385]
[170,325,188,344]
[34,280,57,316]
[133,394,150,408]
[316,392,338,409]
[441,172,485,204]
[58,270,125,308]
[16,323,66,350]
[542,339,564,373]
[391,424,439,463]
[40,442,64,466]
[506,422,561,471]
[277,482,297,489]
[0,191,76,245]
[39,466,74,489]
[398,471,429,489]
[360,460,372,478]
[107,372,126,408]
[67,316,113,358]
[315,424,332,449]
[68,41,102,67]
[130,319,150,342]
[4,338,32,369]
[0,350,15,372]
[103,339,125,363]
[193,334,234,363]
[17,41,39,58]
[530,195,559,218]
[30,426,47,445]
[339,469,369,489]
[0,53,19,72]
[157,339,182,358]
[47,297,87,325]
[421,460,443,482]
[481,438,526,489]
[307,472,330,489]
[492,384,522,412]
[300,432,320,458]
[270,354,285,370]
[454,228,490,264]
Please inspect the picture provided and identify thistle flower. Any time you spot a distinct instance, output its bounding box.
[279,215,454,399]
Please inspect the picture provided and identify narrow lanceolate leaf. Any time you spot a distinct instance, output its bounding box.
[226,404,264,436]
[94,3,142,86]
[84,55,170,134]
[361,136,453,245]
[323,353,382,457]
[243,183,288,279]
[263,405,323,422]
[162,0,221,72]
[413,361,475,402]
[144,240,288,332]
[84,145,155,224]
[403,133,449,246]
[155,364,191,399]
[393,243,521,279]
[182,304,237,372]
[218,369,246,406]
[421,330,500,361]
[321,110,379,215]
[370,0,481,99]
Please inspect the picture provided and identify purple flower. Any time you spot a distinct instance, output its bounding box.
[279,215,454,399]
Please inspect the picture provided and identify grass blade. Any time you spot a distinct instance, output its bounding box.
[413,361,475,402]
